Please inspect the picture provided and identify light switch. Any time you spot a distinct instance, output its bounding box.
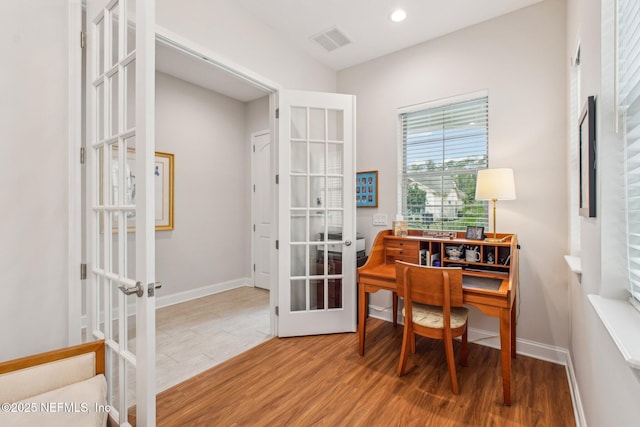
[373,214,387,226]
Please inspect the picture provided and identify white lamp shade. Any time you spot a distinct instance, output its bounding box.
[475,168,516,200]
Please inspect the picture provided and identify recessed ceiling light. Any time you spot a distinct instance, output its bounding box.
[390,9,407,22]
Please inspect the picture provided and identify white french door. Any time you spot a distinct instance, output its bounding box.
[253,131,272,290]
[86,0,156,426]
[277,90,356,337]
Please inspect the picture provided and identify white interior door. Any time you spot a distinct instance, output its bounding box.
[277,90,356,337]
[253,130,272,290]
[86,1,156,425]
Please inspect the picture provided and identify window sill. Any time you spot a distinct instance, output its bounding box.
[564,255,582,275]
[588,295,640,377]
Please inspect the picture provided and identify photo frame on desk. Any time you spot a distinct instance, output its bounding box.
[465,226,485,240]
[579,95,596,218]
[356,170,378,208]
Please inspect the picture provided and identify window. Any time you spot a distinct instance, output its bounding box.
[399,94,489,230]
[620,0,640,310]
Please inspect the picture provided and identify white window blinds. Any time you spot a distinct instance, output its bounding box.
[620,0,640,309]
[400,96,489,230]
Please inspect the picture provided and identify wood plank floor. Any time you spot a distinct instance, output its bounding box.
[144,318,575,427]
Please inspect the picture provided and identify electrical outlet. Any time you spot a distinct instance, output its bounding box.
[373,214,387,226]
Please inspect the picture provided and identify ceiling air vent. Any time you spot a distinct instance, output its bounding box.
[310,26,351,52]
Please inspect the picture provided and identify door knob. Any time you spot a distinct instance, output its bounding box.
[345,240,352,246]
[118,282,144,298]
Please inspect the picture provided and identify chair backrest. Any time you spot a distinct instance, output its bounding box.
[395,261,464,308]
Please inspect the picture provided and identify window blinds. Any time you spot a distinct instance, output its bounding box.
[400,96,489,230]
[620,0,640,309]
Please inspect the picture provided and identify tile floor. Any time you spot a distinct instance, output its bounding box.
[154,286,271,392]
[94,286,270,413]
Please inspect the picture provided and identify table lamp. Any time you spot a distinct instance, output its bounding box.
[475,168,516,243]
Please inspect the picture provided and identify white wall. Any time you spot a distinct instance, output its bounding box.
[338,0,569,348]
[1,0,331,361]
[0,0,70,360]
[247,96,270,135]
[155,72,252,293]
[156,0,336,93]
[566,0,640,424]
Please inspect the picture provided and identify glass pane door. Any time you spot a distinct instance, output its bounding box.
[87,0,155,425]
[278,90,356,337]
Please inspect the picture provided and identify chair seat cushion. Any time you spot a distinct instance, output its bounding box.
[403,304,468,329]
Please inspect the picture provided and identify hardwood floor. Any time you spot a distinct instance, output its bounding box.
[148,318,575,427]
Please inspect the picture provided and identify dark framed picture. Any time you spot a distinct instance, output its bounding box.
[465,226,485,240]
[579,95,596,217]
[356,171,378,208]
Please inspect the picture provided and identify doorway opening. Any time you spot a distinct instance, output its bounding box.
[151,33,278,391]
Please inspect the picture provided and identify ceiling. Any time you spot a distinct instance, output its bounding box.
[156,40,268,102]
[155,0,542,102]
[234,0,542,71]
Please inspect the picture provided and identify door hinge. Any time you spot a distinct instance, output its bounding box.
[253,224,256,232]
[275,306,279,316]
[80,31,86,49]
[275,108,279,119]
[80,147,86,164]
[275,174,279,185]
[253,184,256,192]
[253,145,256,152]
[253,264,256,272]
[80,263,87,280]
[275,240,279,250]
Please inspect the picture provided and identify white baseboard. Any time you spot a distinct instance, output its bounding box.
[155,277,253,310]
[367,304,569,364]
[81,277,253,328]
[564,353,587,427]
[368,303,586,426]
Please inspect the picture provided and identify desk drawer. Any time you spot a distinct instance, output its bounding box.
[385,239,420,251]
[385,239,420,264]
[386,253,420,264]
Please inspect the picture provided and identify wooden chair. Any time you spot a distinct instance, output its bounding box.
[396,261,469,394]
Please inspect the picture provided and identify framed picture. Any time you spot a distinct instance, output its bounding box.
[579,96,596,218]
[154,152,175,230]
[465,226,485,240]
[105,150,174,231]
[356,170,378,208]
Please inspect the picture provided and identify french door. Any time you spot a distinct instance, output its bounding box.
[253,130,272,290]
[86,0,156,426]
[277,90,356,337]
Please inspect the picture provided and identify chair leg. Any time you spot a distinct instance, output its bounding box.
[460,324,468,367]
[397,324,411,377]
[444,335,459,394]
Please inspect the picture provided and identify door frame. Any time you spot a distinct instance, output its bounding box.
[68,23,283,342]
[153,25,281,336]
[67,0,83,346]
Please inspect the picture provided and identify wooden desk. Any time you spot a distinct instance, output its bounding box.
[358,229,518,406]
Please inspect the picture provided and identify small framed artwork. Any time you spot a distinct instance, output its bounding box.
[465,226,485,240]
[579,96,596,218]
[356,171,378,208]
[154,152,175,230]
[104,150,174,232]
